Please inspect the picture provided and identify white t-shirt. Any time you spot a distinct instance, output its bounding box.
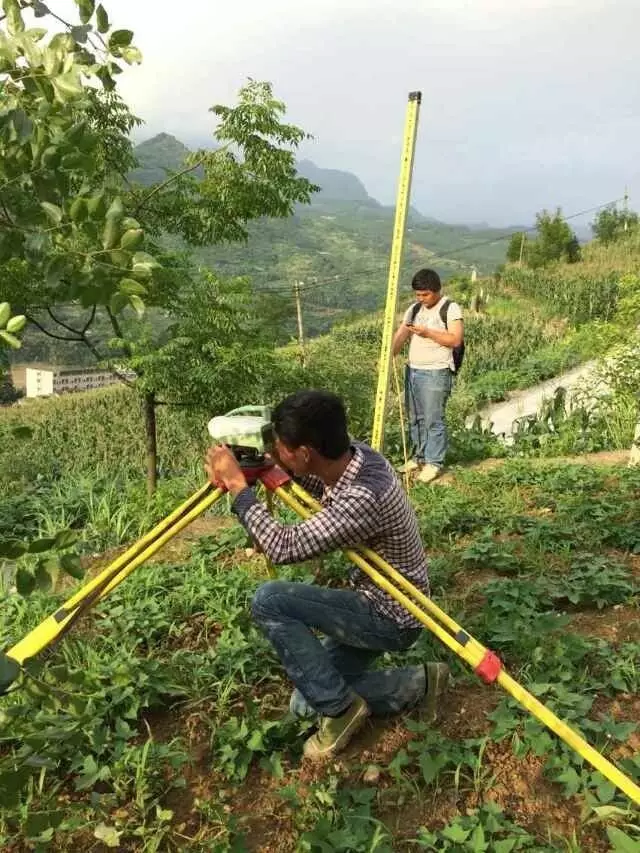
[403,296,463,371]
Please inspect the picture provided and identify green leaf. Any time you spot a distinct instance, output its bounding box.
[77,0,95,25]
[105,196,124,222]
[102,219,120,251]
[28,537,57,554]
[554,766,582,796]
[70,196,87,222]
[120,228,144,251]
[25,810,64,840]
[0,653,21,694]
[606,827,640,853]
[0,330,21,349]
[0,539,27,559]
[108,29,134,49]
[109,292,129,314]
[16,567,36,595]
[11,109,33,142]
[60,553,84,580]
[120,46,142,65]
[41,202,62,224]
[45,255,66,287]
[54,529,79,549]
[494,841,517,853]
[96,4,109,32]
[470,823,487,853]
[441,823,471,843]
[2,0,24,34]
[128,294,145,318]
[119,278,147,296]
[94,824,122,848]
[6,315,26,334]
[52,71,83,101]
[71,25,90,43]
[0,302,10,327]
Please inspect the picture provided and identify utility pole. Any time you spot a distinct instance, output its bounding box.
[518,232,526,266]
[623,186,629,232]
[293,281,306,367]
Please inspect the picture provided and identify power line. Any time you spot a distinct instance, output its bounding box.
[253,195,624,297]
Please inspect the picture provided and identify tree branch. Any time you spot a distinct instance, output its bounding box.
[47,308,85,338]
[25,313,83,342]
[81,304,97,335]
[132,156,207,214]
[0,194,15,228]
[132,142,230,214]
[28,309,136,388]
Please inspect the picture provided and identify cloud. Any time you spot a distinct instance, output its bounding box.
[55,0,640,224]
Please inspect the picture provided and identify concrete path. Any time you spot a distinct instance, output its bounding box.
[468,360,598,437]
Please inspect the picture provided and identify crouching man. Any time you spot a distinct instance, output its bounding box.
[205,389,449,760]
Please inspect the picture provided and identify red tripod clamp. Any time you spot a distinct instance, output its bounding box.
[259,465,292,491]
[475,650,502,684]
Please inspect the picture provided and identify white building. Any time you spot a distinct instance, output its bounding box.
[11,364,136,398]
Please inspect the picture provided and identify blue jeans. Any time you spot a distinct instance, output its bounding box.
[405,366,453,468]
[251,581,425,718]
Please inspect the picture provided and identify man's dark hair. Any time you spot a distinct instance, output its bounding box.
[272,390,350,459]
[411,268,441,292]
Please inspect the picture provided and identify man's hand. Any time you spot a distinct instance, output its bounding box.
[205,445,248,496]
[406,323,432,339]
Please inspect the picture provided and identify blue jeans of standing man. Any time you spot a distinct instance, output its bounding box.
[251,581,425,718]
[405,367,453,469]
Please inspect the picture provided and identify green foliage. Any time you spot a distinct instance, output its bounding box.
[413,801,554,850]
[501,266,619,324]
[0,2,156,318]
[525,209,581,268]
[0,452,639,848]
[506,231,527,264]
[592,205,639,245]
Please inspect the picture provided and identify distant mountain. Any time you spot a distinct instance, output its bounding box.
[128,134,378,210]
[128,133,194,185]
[296,159,377,207]
[128,134,513,337]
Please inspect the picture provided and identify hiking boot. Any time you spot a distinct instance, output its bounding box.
[420,662,451,724]
[417,464,441,484]
[303,695,370,760]
[397,459,419,474]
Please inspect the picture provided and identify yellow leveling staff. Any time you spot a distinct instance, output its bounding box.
[371,91,422,453]
[3,472,639,806]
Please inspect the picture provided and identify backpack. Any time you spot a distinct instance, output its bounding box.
[409,298,465,374]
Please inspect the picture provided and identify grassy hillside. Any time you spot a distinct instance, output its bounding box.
[131,134,506,320]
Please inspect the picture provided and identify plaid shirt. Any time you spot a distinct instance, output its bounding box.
[232,442,429,629]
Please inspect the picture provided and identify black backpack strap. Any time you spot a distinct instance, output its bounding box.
[409,302,421,323]
[438,298,452,328]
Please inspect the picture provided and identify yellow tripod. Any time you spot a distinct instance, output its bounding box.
[2,465,639,806]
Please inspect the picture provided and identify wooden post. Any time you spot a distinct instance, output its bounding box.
[518,233,526,266]
[294,281,306,367]
[143,391,158,496]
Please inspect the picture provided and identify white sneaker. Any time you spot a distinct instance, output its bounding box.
[417,464,441,484]
[397,459,419,474]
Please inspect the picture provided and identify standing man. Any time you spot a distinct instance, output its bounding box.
[205,390,449,761]
[392,269,464,483]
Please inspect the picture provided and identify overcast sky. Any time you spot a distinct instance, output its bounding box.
[68,0,640,226]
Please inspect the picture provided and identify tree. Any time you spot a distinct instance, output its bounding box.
[1,1,317,493]
[592,205,639,245]
[506,232,527,264]
[527,209,581,268]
